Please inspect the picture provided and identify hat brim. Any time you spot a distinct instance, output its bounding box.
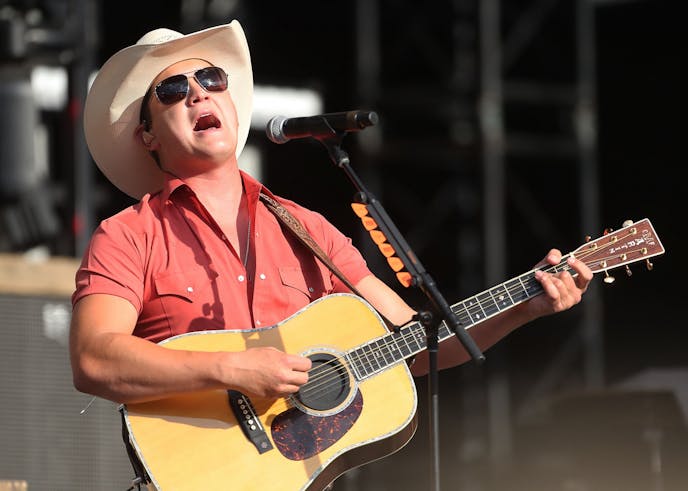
[84,21,253,199]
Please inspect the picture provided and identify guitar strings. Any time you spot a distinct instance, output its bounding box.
[293,227,653,404]
[300,224,653,401]
[296,239,636,402]
[297,262,572,403]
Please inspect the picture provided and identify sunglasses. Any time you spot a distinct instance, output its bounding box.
[152,66,228,105]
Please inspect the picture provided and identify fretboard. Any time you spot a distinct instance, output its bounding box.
[345,260,571,381]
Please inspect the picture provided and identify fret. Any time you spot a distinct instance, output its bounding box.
[451,302,473,328]
[514,275,536,302]
[490,285,514,309]
[409,324,426,351]
[364,341,380,372]
[354,349,371,378]
[438,322,453,342]
[355,345,375,378]
[370,338,389,367]
[501,278,521,304]
[463,297,486,323]
[397,327,416,358]
[376,336,407,368]
[516,275,527,296]
[345,352,363,380]
[522,273,542,298]
[385,335,402,363]
[476,291,500,317]
[351,347,372,379]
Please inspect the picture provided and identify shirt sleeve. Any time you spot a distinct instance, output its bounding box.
[71,217,146,313]
[301,207,373,292]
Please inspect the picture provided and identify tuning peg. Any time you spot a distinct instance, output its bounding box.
[625,265,633,277]
[622,219,634,227]
[646,259,654,271]
[600,260,615,283]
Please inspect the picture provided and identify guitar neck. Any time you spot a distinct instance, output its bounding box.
[444,263,559,339]
[346,217,665,381]
[345,265,551,381]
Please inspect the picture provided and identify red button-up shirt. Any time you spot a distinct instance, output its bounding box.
[72,171,371,343]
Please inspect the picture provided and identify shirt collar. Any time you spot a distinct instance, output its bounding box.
[157,170,269,205]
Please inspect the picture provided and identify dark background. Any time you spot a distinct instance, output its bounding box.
[0,0,684,490]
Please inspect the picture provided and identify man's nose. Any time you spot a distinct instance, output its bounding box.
[187,78,208,102]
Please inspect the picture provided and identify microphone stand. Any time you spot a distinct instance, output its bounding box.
[315,132,485,491]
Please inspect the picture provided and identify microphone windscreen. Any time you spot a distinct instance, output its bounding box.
[265,115,289,144]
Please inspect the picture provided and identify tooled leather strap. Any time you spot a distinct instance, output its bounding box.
[259,192,363,297]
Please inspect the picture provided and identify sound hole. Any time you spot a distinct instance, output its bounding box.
[296,352,351,411]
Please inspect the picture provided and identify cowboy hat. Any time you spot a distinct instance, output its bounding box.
[83,20,253,199]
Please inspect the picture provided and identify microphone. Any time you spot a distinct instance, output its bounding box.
[266,110,379,144]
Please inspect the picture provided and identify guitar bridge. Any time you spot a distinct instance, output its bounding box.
[227,390,274,454]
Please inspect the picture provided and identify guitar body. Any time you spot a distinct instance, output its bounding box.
[122,294,418,491]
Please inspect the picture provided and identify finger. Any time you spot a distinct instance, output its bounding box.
[534,249,561,268]
[572,272,588,291]
[567,256,592,290]
[274,383,303,396]
[287,354,312,372]
[546,249,562,265]
[571,255,593,279]
[289,370,309,386]
[534,270,562,301]
[556,271,585,306]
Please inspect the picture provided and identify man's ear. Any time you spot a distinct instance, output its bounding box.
[134,123,159,150]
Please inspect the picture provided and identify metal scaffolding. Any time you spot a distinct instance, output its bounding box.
[478,0,604,486]
[351,0,604,488]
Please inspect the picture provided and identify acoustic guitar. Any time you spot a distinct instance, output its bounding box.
[121,218,664,490]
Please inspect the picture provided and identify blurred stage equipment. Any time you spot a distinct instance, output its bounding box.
[0,6,58,250]
[545,390,688,491]
[0,253,132,490]
[0,1,97,255]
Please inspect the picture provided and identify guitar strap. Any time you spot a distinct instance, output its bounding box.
[260,192,399,333]
[259,192,364,298]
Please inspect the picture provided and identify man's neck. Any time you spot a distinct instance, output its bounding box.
[182,165,249,260]
[186,165,243,217]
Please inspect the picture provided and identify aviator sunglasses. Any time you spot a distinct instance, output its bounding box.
[152,66,229,105]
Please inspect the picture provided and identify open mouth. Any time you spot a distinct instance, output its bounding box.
[194,113,222,131]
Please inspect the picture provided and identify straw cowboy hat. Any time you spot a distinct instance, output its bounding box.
[83,20,253,199]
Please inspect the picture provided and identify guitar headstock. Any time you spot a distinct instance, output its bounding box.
[571,218,665,281]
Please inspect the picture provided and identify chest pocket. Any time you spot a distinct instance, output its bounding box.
[154,267,213,301]
[150,266,223,335]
